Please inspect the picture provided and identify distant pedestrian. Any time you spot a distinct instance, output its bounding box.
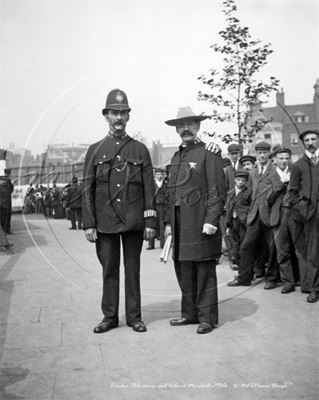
[66,177,82,230]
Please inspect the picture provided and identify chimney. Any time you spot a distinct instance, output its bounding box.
[314,78,319,120]
[276,87,285,106]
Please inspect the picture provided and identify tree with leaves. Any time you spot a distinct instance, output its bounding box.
[198,0,280,144]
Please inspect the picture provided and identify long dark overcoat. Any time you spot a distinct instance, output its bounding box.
[166,140,226,261]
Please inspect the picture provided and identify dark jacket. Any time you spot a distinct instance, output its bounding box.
[267,168,291,228]
[67,183,82,209]
[288,154,319,223]
[225,186,251,228]
[224,163,240,192]
[82,133,156,233]
[165,139,226,261]
[246,162,275,226]
[0,177,14,208]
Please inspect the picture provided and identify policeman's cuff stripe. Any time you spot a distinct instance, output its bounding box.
[144,210,157,218]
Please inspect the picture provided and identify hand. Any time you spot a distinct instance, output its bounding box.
[226,227,230,236]
[85,228,97,243]
[202,223,217,235]
[205,141,221,154]
[144,227,156,241]
[164,224,172,241]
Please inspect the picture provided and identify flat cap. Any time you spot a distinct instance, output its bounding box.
[227,143,242,153]
[299,129,319,141]
[239,155,256,164]
[255,141,271,151]
[234,169,249,180]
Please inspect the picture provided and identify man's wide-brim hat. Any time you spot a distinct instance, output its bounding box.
[102,89,131,115]
[165,106,208,126]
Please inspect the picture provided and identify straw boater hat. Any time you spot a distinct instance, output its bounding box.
[165,106,208,126]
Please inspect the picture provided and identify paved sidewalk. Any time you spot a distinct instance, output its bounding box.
[0,214,317,400]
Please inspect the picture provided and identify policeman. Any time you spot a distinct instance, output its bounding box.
[82,89,156,333]
[164,106,226,334]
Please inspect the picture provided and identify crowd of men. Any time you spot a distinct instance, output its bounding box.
[23,179,83,230]
[223,136,319,304]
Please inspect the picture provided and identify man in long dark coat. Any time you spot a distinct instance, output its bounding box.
[164,106,226,334]
[288,129,319,303]
[66,176,83,230]
[82,89,156,333]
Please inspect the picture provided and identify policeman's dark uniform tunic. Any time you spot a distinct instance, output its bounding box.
[82,133,156,325]
[166,139,226,325]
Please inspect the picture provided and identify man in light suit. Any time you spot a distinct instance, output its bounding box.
[289,129,319,303]
[228,141,277,287]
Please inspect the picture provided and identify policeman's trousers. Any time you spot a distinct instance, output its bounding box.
[95,231,144,325]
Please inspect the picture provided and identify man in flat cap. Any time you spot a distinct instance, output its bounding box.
[82,89,157,333]
[147,167,167,250]
[225,143,243,191]
[266,147,303,294]
[288,129,319,302]
[224,169,251,270]
[164,106,226,334]
[239,155,256,171]
[228,140,277,287]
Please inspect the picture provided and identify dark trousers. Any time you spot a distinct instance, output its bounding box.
[228,217,247,264]
[0,207,10,234]
[70,207,82,229]
[304,209,319,290]
[95,231,144,324]
[174,207,218,325]
[238,213,278,284]
[273,208,304,288]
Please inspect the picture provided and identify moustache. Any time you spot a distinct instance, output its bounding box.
[306,144,316,150]
[180,130,194,137]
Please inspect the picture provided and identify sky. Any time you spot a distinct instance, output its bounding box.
[1,0,318,155]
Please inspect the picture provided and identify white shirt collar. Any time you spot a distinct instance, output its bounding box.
[305,149,319,160]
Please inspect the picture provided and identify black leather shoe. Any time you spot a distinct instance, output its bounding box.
[93,320,118,334]
[264,281,276,290]
[281,285,295,294]
[146,246,154,250]
[69,227,76,230]
[197,322,214,334]
[170,317,199,326]
[255,271,265,278]
[128,321,147,332]
[301,289,311,294]
[306,290,319,303]
[227,278,251,287]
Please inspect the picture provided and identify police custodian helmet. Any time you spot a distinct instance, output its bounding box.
[102,89,131,115]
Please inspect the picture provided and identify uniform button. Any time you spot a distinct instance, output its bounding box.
[116,198,121,202]
[116,155,121,160]
[103,155,106,158]
[116,142,120,145]
[117,184,120,187]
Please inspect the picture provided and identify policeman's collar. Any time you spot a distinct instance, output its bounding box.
[179,137,201,150]
[107,131,128,140]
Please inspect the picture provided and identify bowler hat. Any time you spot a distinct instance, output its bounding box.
[235,169,249,180]
[72,176,78,183]
[227,143,242,153]
[239,155,256,164]
[299,129,319,141]
[102,89,131,115]
[255,141,271,151]
[165,106,208,126]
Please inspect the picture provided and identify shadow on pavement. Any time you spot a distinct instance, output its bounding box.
[0,218,48,399]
